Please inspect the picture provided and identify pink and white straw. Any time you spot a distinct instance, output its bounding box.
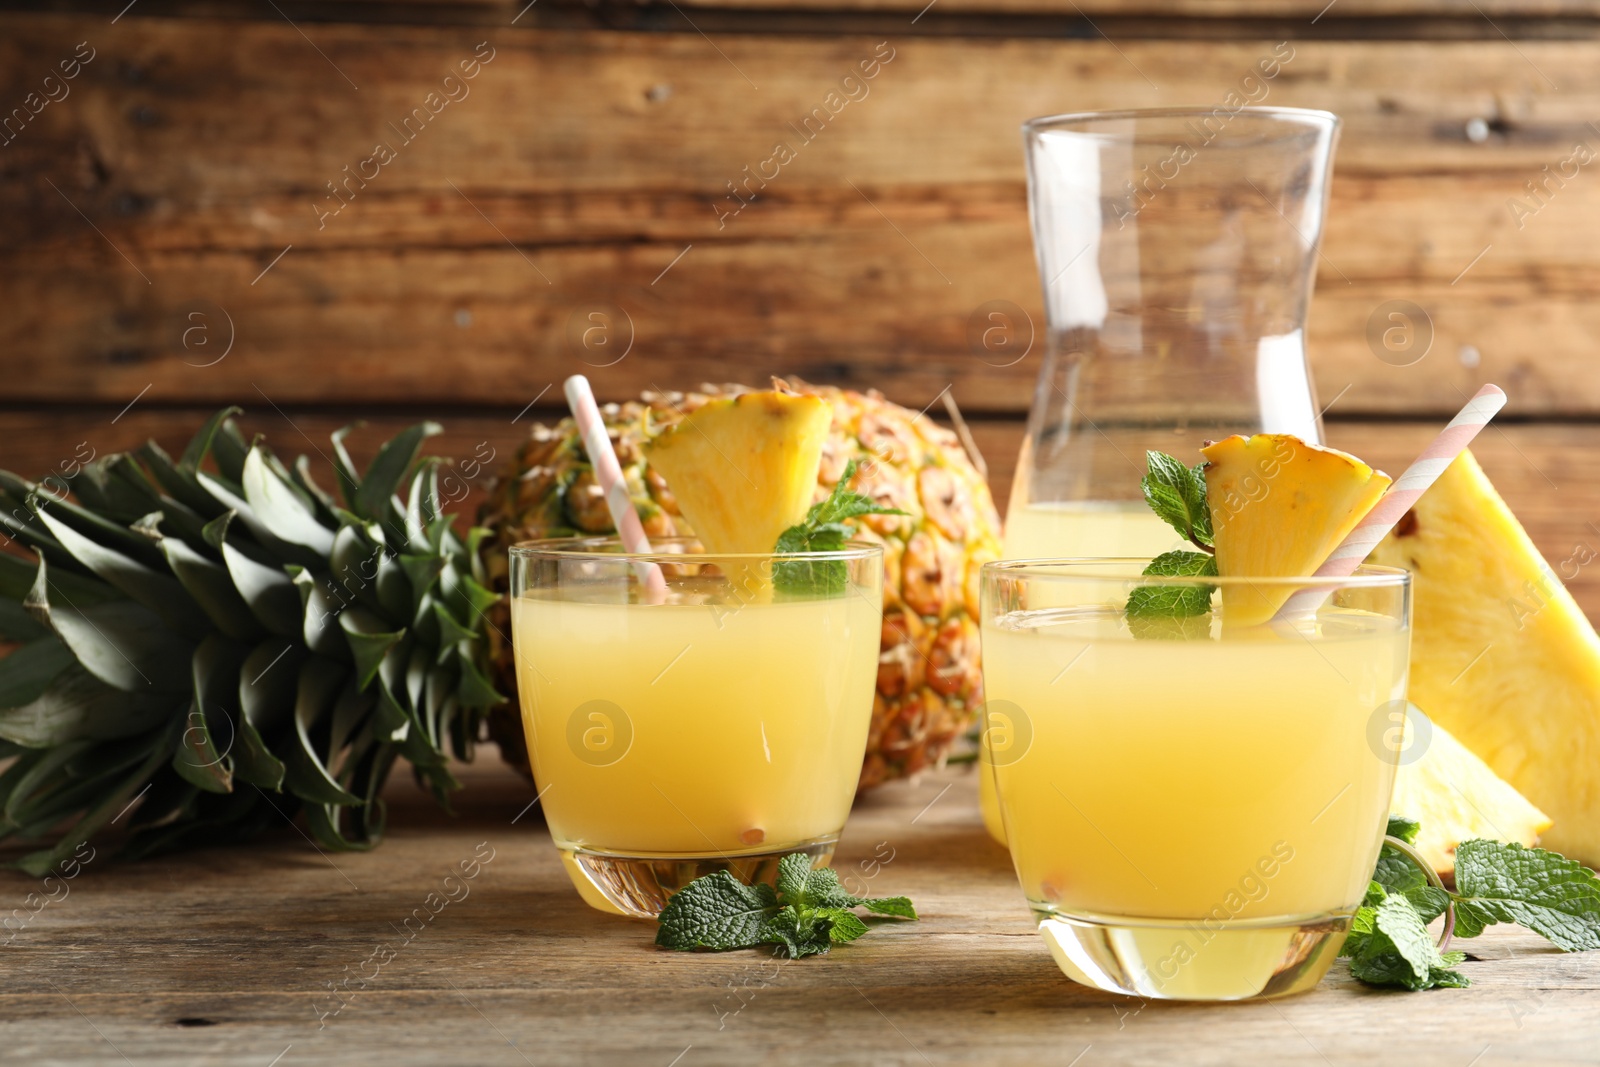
[1274,383,1506,621]
[563,374,669,602]
[1314,384,1506,578]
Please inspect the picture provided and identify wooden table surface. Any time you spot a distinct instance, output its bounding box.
[4,762,1597,1067]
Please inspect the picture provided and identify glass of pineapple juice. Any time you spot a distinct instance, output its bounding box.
[981,558,1411,1000]
[509,537,883,918]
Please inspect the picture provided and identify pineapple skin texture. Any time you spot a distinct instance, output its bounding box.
[478,381,1003,792]
[1369,450,1600,865]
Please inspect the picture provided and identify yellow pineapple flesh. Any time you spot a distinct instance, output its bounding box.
[641,390,831,555]
[1201,434,1392,626]
[1368,450,1600,865]
[1391,710,1552,878]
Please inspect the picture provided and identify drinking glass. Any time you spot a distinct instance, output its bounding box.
[985,105,1343,838]
[980,559,1410,1000]
[509,537,883,917]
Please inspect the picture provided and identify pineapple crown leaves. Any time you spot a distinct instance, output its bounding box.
[0,410,502,874]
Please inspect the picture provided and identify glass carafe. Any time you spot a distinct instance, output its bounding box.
[983,107,1342,843]
[1003,106,1340,561]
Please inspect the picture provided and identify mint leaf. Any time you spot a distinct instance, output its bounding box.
[821,908,870,943]
[1452,839,1600,951]
[655,872,780,951]
[1370,840,1449,922]
[655,851,917,958]
[1126,550,1217,621]
[858,896,917,919]
[1375,894,1445,982]
[1127,453,1218,626]
[1370,830,1457,926]
[1348,950,1418,987]
[1140,550,1218,579]
[772,459,904,598]
[1350,947,1469,991]
[1430,954,1472,989]
[792,859,917,917]
[1387,815,1421,844]
[776,852,814,903]
[797,861,917,916]
[758,907,832,958]
[1185,460,1213,544]
[797,863,854,909]
[1372,845,1428,897]
[1141,452,1212,548]
[1451,901,1490,941]
[1408,886,1452,924]
[1343,881,1386,960]
[1346,893,1468,990]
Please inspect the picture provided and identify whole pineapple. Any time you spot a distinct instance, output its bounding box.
[479,380,1002,790]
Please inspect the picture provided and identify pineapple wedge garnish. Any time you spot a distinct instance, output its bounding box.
[1369,450,1600,865]
[1392,710,1553,878]
[643,389,831,555]
[1201,434,1392,626]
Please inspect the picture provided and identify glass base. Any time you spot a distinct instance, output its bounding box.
[1033,906,1352,1001]
[559,836,839,919]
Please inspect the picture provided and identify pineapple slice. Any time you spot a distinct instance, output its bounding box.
[1201,434,1392,626]
[1369,450,1600,865]
[642,390,831,554]
[1392,710,1553,878]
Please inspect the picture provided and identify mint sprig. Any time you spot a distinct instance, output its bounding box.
[656,852,917,957]
[1142,450,1213,551]
[1451,840,1600,949]
[1126,451,1218,628]
[1345,881,1468,990]
[771,459,905,597]
[1342,816,1600,990]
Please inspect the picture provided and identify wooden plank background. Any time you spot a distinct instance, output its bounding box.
[2,2,1598,605]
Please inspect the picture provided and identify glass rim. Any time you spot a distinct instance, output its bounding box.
[508,535,885,565]
[1022,105,1340,137]
[980,557,1408,589]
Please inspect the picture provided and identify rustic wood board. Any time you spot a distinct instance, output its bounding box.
[4,15,1599,416]
[1,762,1594,1066]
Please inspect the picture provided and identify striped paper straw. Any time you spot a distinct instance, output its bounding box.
[1274,383,1506,621]
[563,375,669,603]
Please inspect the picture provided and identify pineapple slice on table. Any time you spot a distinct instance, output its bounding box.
[642,389,831,555]
[1201,434,1392,626]
[1368,450,1600,866]
[1392,710,1553,878]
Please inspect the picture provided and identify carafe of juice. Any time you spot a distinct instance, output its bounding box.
[986,107,1343,840]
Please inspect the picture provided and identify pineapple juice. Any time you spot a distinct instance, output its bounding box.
[983,502,1181,841]
[513,592,880,858]
[1001,500,1179,561]
[983,605,1407,1000]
